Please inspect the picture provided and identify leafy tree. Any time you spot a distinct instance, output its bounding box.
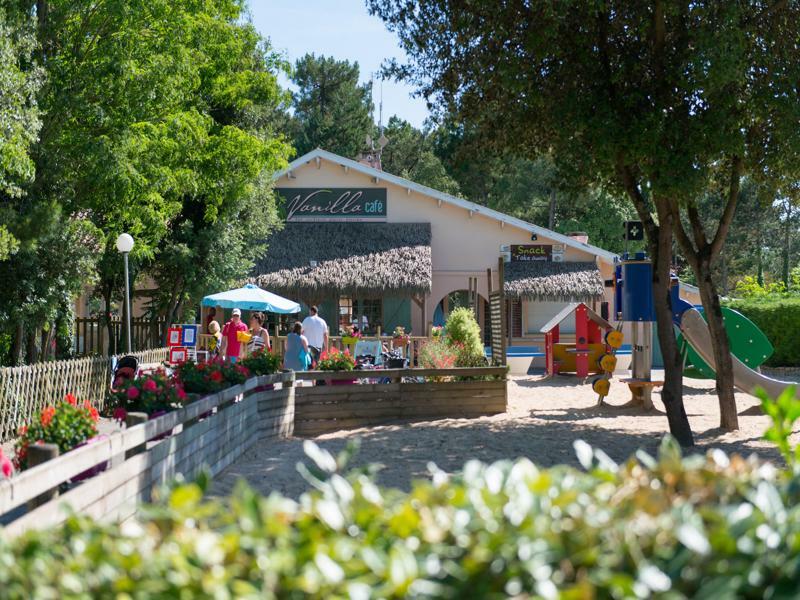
[378,116,459,194]
[0,9,42,260]
[370,1,800,441]
[291,54,373,158]
[0,0,292,359]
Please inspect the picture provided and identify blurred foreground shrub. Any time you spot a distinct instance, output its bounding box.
[1,432,799,598]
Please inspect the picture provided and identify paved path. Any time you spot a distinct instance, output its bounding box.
[211,374,790,499]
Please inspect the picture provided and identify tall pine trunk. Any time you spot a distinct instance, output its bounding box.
[650,208,694,446]
[695,259,738,430]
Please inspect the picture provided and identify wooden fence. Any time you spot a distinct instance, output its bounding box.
[0,372,295,536]
[272,334,432,364]
[74,317,168,357]
[0,348,169,442]
[293,367,508,437]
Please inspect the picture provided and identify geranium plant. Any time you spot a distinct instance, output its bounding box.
[14,394,99,470]
[317,348,355,372]
[419,338,458,370]
[240,349,282,376]
[430,325,444,338]
[106,369,186,422]
[174,358,249,394]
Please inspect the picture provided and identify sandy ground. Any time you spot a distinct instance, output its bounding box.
[210,373,799,499]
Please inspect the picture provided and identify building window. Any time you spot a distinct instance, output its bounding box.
[338,296,353,334]
[353,298,382,334]
[338,297,382,334]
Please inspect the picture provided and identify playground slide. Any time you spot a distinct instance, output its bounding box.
[680,308,797,399]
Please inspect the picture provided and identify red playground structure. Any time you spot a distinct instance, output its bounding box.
[540,302,613,377]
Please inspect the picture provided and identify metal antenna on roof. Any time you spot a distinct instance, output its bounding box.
[378,77,384,137]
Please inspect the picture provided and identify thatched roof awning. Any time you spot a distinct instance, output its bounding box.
[504,261,604,302]
[252,223,432,299]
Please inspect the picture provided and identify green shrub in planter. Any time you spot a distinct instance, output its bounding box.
[444,307,485,366]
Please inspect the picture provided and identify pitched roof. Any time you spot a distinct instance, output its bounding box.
[251,222,431,299]
[504,261,604,302]
[275,148,618,262]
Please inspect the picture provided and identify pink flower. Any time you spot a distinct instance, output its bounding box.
[0,449,13,478]
[143,379,158,392]
[177,388,187,400]
[127,386,140,399]
[113,407,128,423]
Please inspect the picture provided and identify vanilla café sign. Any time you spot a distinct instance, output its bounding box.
[277,188,388,222]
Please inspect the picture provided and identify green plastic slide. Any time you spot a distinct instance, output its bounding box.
[677,306,773,379]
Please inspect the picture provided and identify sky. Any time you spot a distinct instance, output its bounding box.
[248,0,430,129]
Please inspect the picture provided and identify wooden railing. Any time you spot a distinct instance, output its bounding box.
[73,317,168,357]
[0,372,295,535]
[272,335,433,364]
[0,348,169,442]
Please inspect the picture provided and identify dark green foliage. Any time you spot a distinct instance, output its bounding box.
[291,53,373,158]
[725,298,800,367]
[2,436,800,596]
[379,116,459,195]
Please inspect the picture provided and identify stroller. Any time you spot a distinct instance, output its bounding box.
[110,355,139,392]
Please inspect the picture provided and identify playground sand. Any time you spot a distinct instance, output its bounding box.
[211,373,798,499]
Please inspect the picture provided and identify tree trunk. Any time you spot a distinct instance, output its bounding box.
[650,210,694,446]
[26,326,39,364]
[695,260,739,429]
[103,284,115,356]
[12,321,25,366]
[720,255,728,296]
[782,204,791,289]
[548,189,556,230]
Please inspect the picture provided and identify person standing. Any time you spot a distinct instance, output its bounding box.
[248,312,271,353]
[284,321,311,371]
[220,308,248,362]
[301,305,328,365]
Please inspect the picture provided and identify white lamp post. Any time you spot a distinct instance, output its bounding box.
[115,233,135,354]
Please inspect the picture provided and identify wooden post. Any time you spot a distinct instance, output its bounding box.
[421,294,427,337]
[575,304,589,378]
[27,443,60,509]
[125,412,149,459]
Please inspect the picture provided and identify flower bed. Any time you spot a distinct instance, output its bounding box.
[106,369,186,423]
[14,394,100,472]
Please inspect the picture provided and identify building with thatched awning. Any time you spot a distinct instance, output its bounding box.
[503,261,604,303]
[253,222,431,299]
[251,148,700,344]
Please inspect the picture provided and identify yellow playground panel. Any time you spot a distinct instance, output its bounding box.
[552,343,608,375]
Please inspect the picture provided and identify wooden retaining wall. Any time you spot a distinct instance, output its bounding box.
[293,367,507,437]
[0,347,169,442]
[0,372,295,536]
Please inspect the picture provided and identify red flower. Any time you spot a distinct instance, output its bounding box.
[113,407,128,422]
[65,393,77,406]
[177,388,187,400]
[143,379,158,392]
[320,351,329,361]
[210,371,223,383]
[86,404,99,422]
[40,406,56,428]
[127,386,140,399]
[18,425,27,436]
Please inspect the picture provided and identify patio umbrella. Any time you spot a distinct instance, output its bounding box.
[201,284,300,314]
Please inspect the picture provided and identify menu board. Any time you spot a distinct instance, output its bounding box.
[510,244,552,262]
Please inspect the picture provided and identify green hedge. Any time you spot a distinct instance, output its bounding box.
[724,297,800,367]
[1,437,799,598]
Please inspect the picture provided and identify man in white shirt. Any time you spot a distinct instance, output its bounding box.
[301,305,329,364]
